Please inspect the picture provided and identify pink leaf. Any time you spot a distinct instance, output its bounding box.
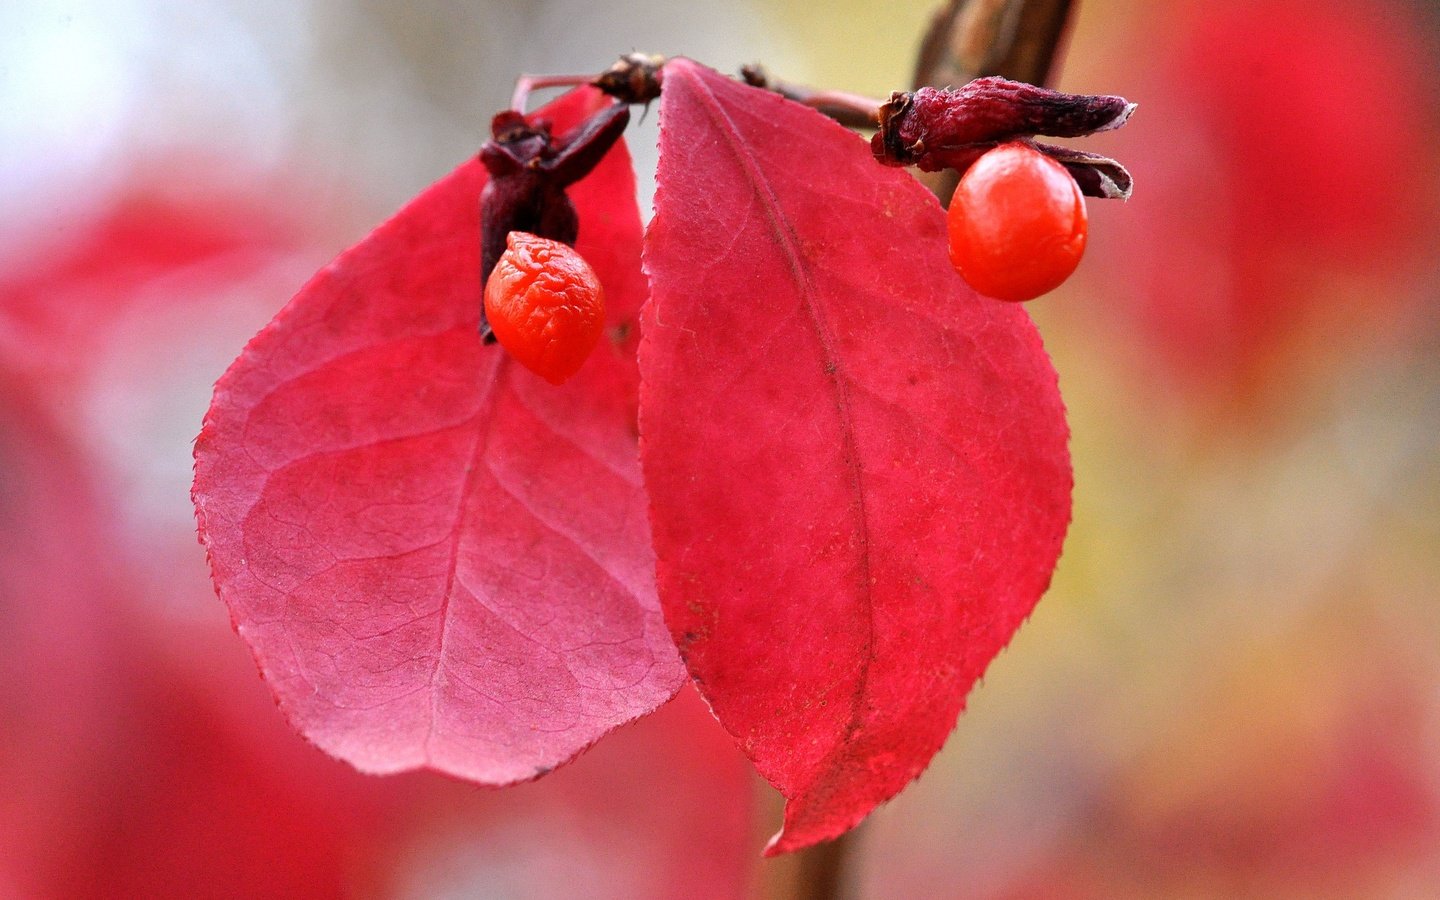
[193,88,681,784]
[0,374,124,897]
[640,59,1072,853]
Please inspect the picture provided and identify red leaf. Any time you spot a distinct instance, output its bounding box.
[0,374,124,897]
[193,88,681,784]
[639,60,1071,853]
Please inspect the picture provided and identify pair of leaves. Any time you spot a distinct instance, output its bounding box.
[194,60,1071,852]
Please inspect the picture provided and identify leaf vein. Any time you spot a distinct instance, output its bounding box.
[682,68,878,778]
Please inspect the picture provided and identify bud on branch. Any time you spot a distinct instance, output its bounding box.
[873,76,1136,199]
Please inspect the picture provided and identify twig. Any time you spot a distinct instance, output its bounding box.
[741,65,883,129]
[792,829,859,900]
[509,74,594,113]
[761,826,862,900]
[914,0,1074,88]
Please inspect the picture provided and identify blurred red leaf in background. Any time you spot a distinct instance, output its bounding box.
[994,608,1440,900]
[1091,0,1438,406]
[0,374,125,897]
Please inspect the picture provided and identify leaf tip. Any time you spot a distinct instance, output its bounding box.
[759,790,871,856]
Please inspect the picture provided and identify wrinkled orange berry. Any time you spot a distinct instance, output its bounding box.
[484,231,605,385]
[947,141,1088,303]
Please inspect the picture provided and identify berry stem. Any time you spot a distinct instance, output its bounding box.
[740,64,884,129]
[510,74,596,113]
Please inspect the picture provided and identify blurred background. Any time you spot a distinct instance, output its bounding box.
[2,0,1438,897]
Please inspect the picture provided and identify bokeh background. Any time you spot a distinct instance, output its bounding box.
[3,1,1438,897]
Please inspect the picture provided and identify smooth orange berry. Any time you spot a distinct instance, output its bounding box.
[484,231,605,385]
[947,142,1088,303]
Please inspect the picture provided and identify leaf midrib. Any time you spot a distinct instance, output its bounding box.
[678,65,878,781]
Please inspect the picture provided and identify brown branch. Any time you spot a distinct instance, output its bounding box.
[914,0,1074,88]
[998,0,1075,86]
[760,826,862,900]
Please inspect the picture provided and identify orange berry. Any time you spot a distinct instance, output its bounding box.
[947,142,1087,303]
[484,231,605,384]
